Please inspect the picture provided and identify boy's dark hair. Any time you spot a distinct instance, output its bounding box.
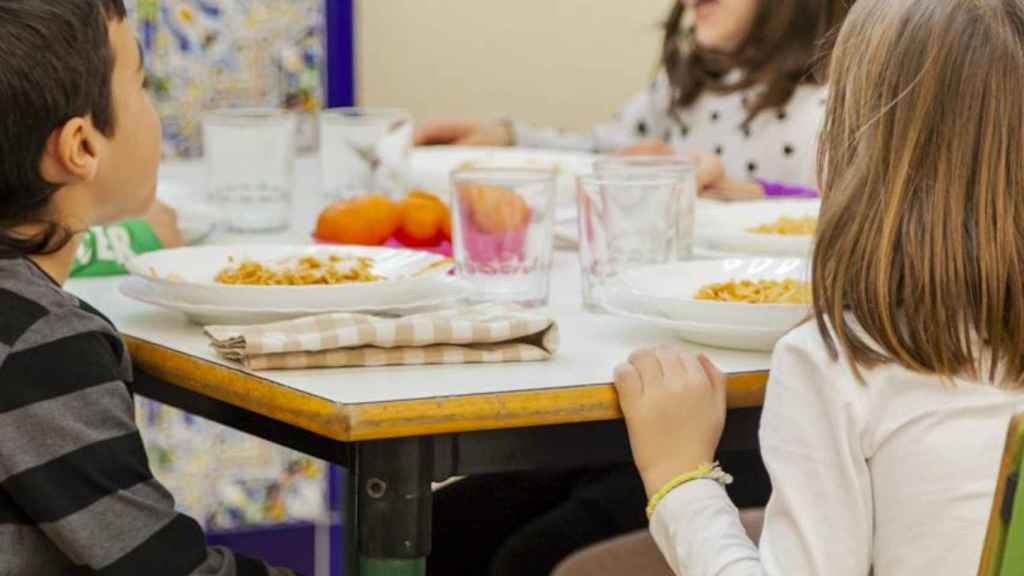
[662,0,854,127]
[0,0,128,255]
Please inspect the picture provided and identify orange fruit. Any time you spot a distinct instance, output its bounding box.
[396,194,448,247]
[459,184,530,234]
[315,195,399,245]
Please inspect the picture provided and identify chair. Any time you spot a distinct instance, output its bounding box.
[556,413,1024,576]
[552,509,764,576]
[977,412,1024,576]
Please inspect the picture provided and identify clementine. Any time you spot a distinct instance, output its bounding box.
[314,195,399,245]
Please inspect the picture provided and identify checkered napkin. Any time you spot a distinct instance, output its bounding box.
[204,305,559,370]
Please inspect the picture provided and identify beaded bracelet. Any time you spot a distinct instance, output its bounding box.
[645,462,734,519]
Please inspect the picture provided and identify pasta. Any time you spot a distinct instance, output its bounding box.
[695,279,811,304]
[215,255,381,286]
[748,215,817,236]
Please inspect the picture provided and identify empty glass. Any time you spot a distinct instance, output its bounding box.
[593,155,698,259]
[203,108,296,232]
[319,108,413,201]
[578,173,686,312]
[451,167,558,307]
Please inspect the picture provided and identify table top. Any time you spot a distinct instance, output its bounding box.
[66,159,772,442]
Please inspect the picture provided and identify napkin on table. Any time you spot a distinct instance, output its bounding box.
[204,304,559,370]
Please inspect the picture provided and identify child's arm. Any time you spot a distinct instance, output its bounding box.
[0,308,294,575]
[615,340,872,575]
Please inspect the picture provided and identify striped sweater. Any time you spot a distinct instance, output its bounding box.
[0,253,294,576]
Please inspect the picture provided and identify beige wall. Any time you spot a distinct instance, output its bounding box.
[356,1,672,131]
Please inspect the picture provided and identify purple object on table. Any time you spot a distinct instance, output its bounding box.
[757,179,820,199]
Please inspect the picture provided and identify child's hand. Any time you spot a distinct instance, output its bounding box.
[144,200,185,249]
[614,347,728,498]
[614,139,675,157]
[685,149,727,192]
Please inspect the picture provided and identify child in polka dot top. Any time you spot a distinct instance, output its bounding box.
[417,0,851,201]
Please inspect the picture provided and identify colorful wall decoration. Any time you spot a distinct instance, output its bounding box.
[129,0,324,158]
[124,0,330,530]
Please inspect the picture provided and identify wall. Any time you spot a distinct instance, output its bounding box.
[356,0,673,131]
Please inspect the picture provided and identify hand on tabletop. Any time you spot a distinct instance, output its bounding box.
[414,119,514,147]
[614,347,728,498]
[144,200,185,249]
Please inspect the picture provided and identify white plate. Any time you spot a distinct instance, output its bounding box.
[157,179,219,245]
[120,277,468,325]
[696,199,820,257]
[411,146,596,206]
[606,307,788,352]
[126,245,462,310]
[604,258,811,351]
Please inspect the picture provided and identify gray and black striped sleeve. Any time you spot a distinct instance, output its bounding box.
[0,297,293,576]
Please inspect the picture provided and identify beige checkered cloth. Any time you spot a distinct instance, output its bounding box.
[204,305,559,370]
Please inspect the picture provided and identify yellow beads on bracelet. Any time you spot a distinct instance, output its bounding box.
[645,462,734,519]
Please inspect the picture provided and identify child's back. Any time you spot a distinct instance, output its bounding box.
[0,1,291,573]
[757,324,1023,575]
[612,1,1024,574]
[0,252,190,573]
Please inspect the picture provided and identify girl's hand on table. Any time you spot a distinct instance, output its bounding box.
[614,347,728,498]
[414,119,514,147]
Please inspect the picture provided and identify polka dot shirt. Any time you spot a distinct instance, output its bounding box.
[514,73,828,188]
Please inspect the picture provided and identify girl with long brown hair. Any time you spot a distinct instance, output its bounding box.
[609,0,1024,573]
[427,3,853,575]
[418,0,851,199]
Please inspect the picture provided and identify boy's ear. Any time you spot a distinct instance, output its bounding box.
[38,116,102,186]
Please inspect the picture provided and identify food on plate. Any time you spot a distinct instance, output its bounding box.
[695,278,811,305]
[748,215,817,236]
[457,183,530,235]
[395,190,451,247]
[315,195,400,245]
[215,255,381,286]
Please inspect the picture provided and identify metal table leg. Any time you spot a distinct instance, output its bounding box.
[353,437,433,576]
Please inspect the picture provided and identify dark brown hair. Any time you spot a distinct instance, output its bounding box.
[813,0,1024,384]
[0,0,128,255]
[662,0,853,125]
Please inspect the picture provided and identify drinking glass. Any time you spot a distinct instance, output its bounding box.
[451,167,558,307]
[578,173,685,312]
[319,108,413,201]
[593,155,698,259]
[203,108,296,232]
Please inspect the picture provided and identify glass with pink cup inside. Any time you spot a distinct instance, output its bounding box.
[450,167,558,307]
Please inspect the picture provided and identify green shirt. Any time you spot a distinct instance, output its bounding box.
[71,219,163,278]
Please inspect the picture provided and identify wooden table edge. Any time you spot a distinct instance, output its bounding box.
[125,336,768,443]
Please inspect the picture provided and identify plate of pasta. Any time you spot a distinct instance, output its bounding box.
[123,245,469,322]
[695,199,820,257]
[604,258,812,351]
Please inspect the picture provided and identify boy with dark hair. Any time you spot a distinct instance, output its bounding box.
[0,1,293,574]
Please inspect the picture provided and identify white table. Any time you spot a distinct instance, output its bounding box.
[67,159,772,575]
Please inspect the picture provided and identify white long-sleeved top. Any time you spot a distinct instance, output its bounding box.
[650,322,1024,575]
[514,74,827,188]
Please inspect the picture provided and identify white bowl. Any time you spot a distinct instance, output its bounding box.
[604,258,812,351]
[696,199,820,257]
[126,244,462,311]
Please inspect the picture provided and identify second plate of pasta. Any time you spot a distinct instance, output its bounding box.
[696,199,820,257]
[604,258,812,351]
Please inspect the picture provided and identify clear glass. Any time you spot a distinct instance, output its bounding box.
[203,108,296,232]
[594,155,698,259]
[451,168,558,307]
[577,173,685,312]
[319,108,413,201]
